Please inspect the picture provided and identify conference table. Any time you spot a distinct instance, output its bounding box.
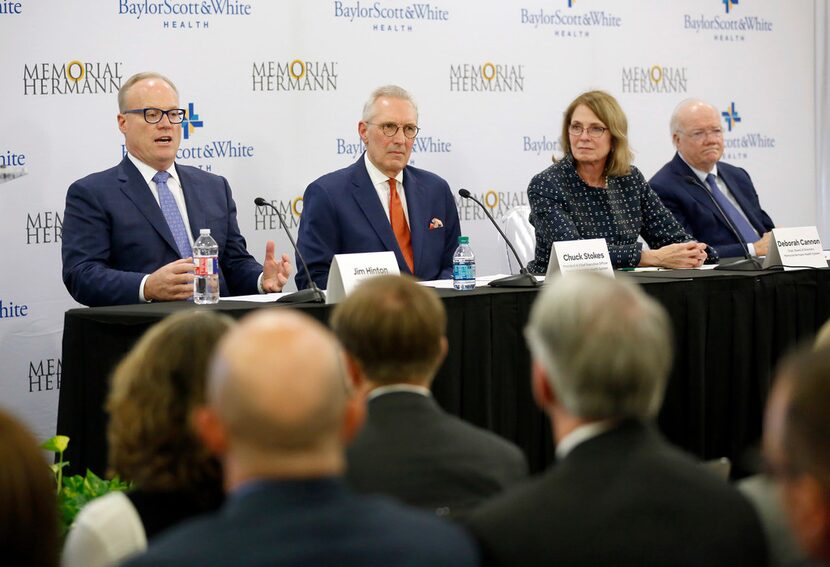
[57,267,830,477]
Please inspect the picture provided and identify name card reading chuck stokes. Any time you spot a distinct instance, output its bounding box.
[763,226,826,271]
[546,238,615,278]
[326,251,400,304]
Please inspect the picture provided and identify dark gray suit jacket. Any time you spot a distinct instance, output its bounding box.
[346,391,528,519]
[468,420,768,567]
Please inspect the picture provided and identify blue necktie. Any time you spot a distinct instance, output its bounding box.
[152,171,193,258]
[705,174,758,243]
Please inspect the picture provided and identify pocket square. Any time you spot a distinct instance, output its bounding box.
[429,218,444,230]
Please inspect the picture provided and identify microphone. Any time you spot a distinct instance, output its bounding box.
[457,189,539,288]
[254,197,325,303]
[681,176,762,271]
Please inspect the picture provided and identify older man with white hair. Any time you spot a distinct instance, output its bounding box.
[467,273,768,567]
[650,99,774,260]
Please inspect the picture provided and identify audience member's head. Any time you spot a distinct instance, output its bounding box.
[331,275,447,388]
[814,317,830,350]
[524,273,672,435]
[197,310,361,488]
[764,347,830,563]
[107,310,234,501]
[0,409,58,567]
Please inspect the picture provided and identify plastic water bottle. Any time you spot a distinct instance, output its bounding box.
[453,236,476,291]
[193,229,219,304]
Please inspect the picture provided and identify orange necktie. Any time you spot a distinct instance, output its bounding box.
[388,178,414,274]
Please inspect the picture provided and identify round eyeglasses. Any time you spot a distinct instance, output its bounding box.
[367,122,421,139]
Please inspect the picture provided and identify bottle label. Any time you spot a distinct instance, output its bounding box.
[453,262,475,280]
[195,257,218,276]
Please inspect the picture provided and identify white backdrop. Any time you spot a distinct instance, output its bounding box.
[0,0,821,441]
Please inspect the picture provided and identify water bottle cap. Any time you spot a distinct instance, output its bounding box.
[200,228,211,235]
[458,236,469,244]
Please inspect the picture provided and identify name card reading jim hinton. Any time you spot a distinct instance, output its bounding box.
[763,226,826,271]
[326,251,400,304]
[546,238,615,279]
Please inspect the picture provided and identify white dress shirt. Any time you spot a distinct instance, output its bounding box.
[364,156,410,226]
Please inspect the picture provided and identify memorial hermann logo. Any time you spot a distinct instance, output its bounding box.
[29,358,61,393]
[621,65,688,94]
[26,210,62,245]
[23,60,123,96]
[455,190,528,223]
[252,59,338,92]
[254,197,303,232]
[449,63,525,93]
[182,102,204,140]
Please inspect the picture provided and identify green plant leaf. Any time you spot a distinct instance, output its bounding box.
[40,435,70,453]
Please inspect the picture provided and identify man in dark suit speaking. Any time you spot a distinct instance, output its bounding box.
[295,85,460,290]
[650,99,774,259]
[62,72,291,307]
[467,273,767,567]
[332,275,527,519]
[124,309,478,567]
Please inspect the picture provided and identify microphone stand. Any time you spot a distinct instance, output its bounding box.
[458,189,539,287]
[254,197,325,303]
[681,176,763,271]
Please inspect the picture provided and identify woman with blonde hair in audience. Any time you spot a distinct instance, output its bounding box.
[62,310,234,567]
[0,409,59,567]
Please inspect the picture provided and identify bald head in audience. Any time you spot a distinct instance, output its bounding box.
[197,310,362,488]
[764,347,830,564]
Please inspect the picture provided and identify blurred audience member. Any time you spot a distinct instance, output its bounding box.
[62,310,234,567]
[124,310,479,567]
[0,409,59,567]
[332,275,527,519]
[468,273,767,566]
[764,347,830,565]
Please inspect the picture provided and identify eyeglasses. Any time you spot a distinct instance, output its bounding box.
[680,128,724,142]
[568,124,608,138]
[122,107,187,124]
[367,122,421,139]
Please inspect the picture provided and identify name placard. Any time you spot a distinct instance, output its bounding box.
[546,238,615,278]
[326,251,400,304]
[763,226,826,271]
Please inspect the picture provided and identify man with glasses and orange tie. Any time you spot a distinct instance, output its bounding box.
[650,99,775,260]
[62,72,291,306]
[295,85,460,290]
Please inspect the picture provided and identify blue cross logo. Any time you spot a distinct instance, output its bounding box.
[722,102,741,132]
[182,102,204,140]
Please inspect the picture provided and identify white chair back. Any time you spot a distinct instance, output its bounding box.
[499,205,535,274]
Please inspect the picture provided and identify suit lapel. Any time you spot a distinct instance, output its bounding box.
[672,154,729,222]
[176,164,204,241]
[403,168,427,275]
[117,157,181,255]
[350,155,406,268]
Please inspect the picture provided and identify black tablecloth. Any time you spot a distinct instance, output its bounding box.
[57,268,830,476]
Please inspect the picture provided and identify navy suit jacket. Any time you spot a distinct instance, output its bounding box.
[295,154,461,290]
[123,478,480,567]
[649,153,774,258]
[62,156,263,306]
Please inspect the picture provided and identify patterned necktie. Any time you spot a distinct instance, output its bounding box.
[152,171,193,258]
[388,178,414,274]
[705,174,759,243]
